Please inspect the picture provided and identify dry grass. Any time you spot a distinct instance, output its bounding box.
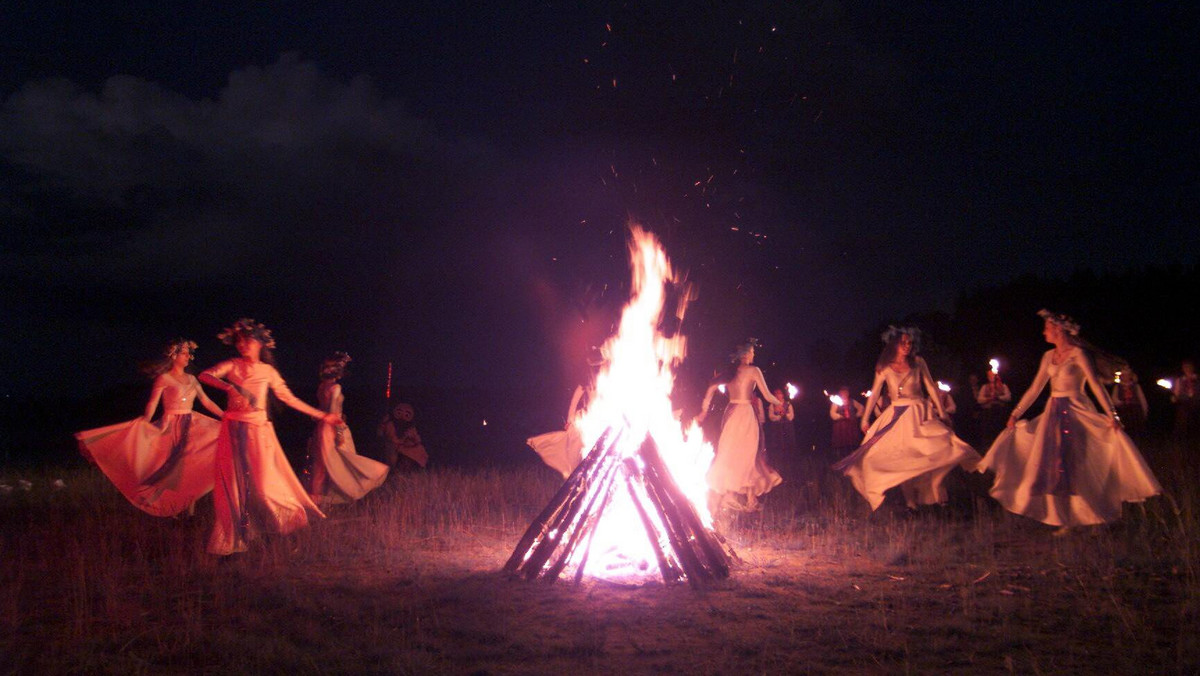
[2,441,1199,675]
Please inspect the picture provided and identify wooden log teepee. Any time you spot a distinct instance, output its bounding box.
[504,426,734,588]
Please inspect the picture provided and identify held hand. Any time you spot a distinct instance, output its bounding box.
[322,413,343,426]
[1006,415,1016,429]
[1110,416,1122,431]
[860,420,870,434]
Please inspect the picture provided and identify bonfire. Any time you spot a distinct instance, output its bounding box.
[505,226,735,588]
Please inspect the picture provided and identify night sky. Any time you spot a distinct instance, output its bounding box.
[1,1,1196,408]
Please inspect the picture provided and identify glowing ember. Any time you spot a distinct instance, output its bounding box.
[937,381,952,392]
[1157,379,1173,390]
[989,358,1001,375]
[786,382,799,399]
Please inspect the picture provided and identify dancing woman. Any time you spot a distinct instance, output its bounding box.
[976,310,1161,530]
[307,352,389,506]
[75,338,223,516]
[525,353,604,478]
[833,326,979,510]
[199,319,337,555]
[698,339,783,512]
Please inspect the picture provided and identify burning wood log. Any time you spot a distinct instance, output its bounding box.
[503,427,623,578]
[505,426,733,588]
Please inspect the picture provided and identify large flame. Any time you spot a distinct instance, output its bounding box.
[570,226,714,579]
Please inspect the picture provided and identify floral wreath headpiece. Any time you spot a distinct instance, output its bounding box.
[1037,309,1080,336]
[165,338,198,361]
[730,337,761,363]
[880,325,921,352]
[217,318,276,349]
[320,351,352,378]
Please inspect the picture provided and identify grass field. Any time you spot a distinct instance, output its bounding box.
[2,440,1198,674]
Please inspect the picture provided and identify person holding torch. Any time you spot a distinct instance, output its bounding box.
[977,359,1012,441]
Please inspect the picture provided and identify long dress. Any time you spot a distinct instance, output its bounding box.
[75,373,221,516]
[526,385,588,478]
[201,359,326,555]
[766,400,797,458]
[705,365,782,511]
[830,400,866,451]
[307,382,389,506]
[977,349,1161,526]
[977,380,1013,443]
[1110,381,1148,438]
[833,358,980,510]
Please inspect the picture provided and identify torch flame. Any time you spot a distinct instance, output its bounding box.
[1157,378,1173,390]
[989,358,1000,375]
[937,381,951,392]
[786,382,799,399]
[828,394,845,407]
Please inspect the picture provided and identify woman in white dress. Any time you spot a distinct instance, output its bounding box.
[698,340,784,513]
[75,339,224,516]
[199,319,338,555]
[976,310,1161,530]
[526,383,589,478]
[833,327,979,510]
[307,352,389,505]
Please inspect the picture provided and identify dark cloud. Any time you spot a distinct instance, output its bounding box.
[0,53,480,288]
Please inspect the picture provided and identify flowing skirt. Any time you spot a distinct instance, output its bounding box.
[208,418,325,555]
[526,426,583,479]
[75,413,220,516]
[308,422,389,506]
[977,395,1161,526]
[833,401,979,511]
[706,403,782,510]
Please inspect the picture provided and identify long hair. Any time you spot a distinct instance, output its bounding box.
[140,338,198,378]
[875,327,919,372]
[1039,309,1126,382]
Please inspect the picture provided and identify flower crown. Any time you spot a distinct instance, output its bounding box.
[217,318,276,349]
[1037,309,1080,336]
[165,338,198,361]
[320,351,352,378]
[880,325,921,351]
[730,337,761,362]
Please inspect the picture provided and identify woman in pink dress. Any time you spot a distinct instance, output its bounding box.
[977,310,1161,532]
[834,327,979,510]
[75,338,223,516]
[199,319,339,555]
[307,352,389,505]
[698,339,783,513]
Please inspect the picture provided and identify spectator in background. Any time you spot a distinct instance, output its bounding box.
[829,386,865,454]
[1110,369,1149,440]
[977,369,1013,442]
[1173,360,1200,445]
